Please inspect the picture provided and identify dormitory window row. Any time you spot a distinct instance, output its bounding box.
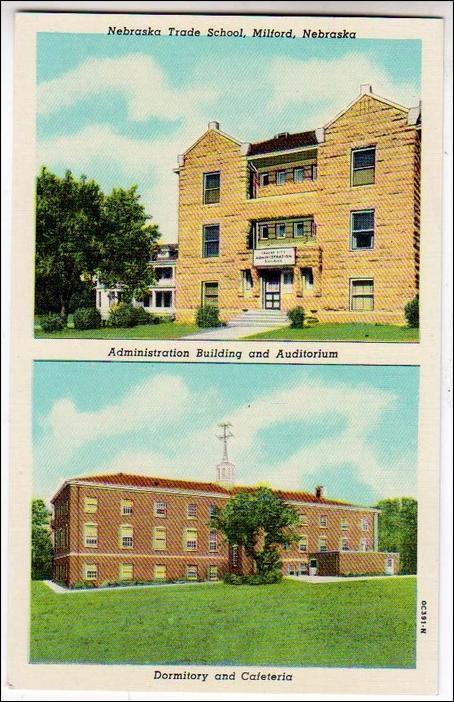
[258,218,315,240]
[258,164,317,187]
[82,498,219,520]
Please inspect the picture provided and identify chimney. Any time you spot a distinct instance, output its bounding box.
[208,121,220,130]
[315,485,325,499]
[360,83,372,95]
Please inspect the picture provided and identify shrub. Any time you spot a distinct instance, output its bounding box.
[223,573,244,585]
[131,306,155,326]
[223,572,281,586]
[68,285,96,313]
[288,306,305,329]
[73,306,102,330]
[71,580,95,589]
[196,305,221,328]
[404,295,419,328]
[40,314,65,333]
[107,303,137,328]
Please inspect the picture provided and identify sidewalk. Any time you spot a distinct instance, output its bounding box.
[182,325,279,340]
[286,574,415,583]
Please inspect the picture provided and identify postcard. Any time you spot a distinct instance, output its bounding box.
[6,8,447,698]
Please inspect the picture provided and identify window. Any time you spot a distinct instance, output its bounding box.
[360,539,370,552]
[300,268,313,293]
[319,537,328,552]
[153,526,167,550]
[293,167,305,183]
[186,565,198,580]
[241,270,253,293]
[155,266,173,281]
[143,295,152,308]
[361,517,369,532]
[259,224,269,239]
[350,279,374,311]
[119,563,133,581]
[351,210,374,250]
[276,222,286,238]
[202,282,219,307]
[121,500,133,516]
[84,523,98,547]
[209,530,218,552]
[154,501,167,518]
[259,173,269,186]
[84,497,98,513]
[319,515,327,528]
[341,538,349,551]
[156,291,172,308]
[187,504,197,519]
[154,565,166,580]
[282,269,293,292]
[299,536,308,552]
[352,147,375,186]
[209,504,218,518]
[184,528,198,551]
[293,219,314,237]
[300,513,308,526]
[276,170,286,185]
[231,545,239,567]
[341,520,349,531]
[120,525,133,548]
[203,172,220,204]
[203,224,220,257]
[84,564,98,580]
[208,566,218,581]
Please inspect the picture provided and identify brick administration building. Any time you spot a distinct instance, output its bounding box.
[51,454,398,587]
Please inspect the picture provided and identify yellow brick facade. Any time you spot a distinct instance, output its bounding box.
[175,91,420,325]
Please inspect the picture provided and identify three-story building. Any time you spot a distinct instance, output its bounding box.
[174,84,420,325]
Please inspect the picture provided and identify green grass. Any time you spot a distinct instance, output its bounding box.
[245,323,419,342]
[30,577,416,667]
[34,322,199,339]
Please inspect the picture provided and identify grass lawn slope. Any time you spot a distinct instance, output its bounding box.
[31,577,416,668]
[35,321,198,340]
[246,323,419,343]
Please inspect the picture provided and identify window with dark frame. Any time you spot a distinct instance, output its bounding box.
[203,224,220,257]
[276,170,286,185]
[351,147,376,186]
[203,172,220,204]
[155,291,172,308]
[202,282,219,307]
[351,210,375,250]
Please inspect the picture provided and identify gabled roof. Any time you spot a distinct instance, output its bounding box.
[53,472,364,507]
[324,89,409,130]
[248,130,317,156]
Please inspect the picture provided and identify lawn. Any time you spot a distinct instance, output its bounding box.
[246,323,419,343]
[30,577,416,667]
[34,322,199,339]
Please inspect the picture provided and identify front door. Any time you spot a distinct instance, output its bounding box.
[263,271,281,310]
[385,557,394,575]
[309,559,318,576]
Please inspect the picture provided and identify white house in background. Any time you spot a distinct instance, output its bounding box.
[96,243,178,320]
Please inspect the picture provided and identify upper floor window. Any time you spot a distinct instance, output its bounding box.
[184,528,198,551]
[293,167,305,183]
[341,519,349,531]
[319,515,327,528]
[209,504,218,518]
[351,210,375,250]
[154,501,167,518]
[351,147,376,186]
[84,523,98,548]
[203,224,220,257]
[84,497,98,513]
[294,219,315,238]
[299,536,308,552]
[203,172,220,204]
[209,530,218,552]
[361,517,370,531]
[120,525,133,549]
[187,503,197,519]
[258,224,269,239]
[341,538,349,551]
[276,222,286,238]
[276,170,286,185]
[155,267,173,281]
[121,500,133,516]
[360,539,370,552]
[153,526,167,551]
[319,537,328,552]
[259,173,270,186]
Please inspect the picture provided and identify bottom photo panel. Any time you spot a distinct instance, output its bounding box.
[31,361,418,669]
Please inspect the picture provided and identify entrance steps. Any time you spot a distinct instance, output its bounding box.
[228,310,289,328]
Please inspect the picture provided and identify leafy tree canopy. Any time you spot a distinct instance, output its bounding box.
[31,498,53,580]
[376,497,417,575]
[35,167,161,315]
[211,487,300,576]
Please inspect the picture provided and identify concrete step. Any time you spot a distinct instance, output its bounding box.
[228,310,289,328]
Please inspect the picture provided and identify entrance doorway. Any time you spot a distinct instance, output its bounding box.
[262,270,281,310]
[309,559,318,576]
[385,556,395,575]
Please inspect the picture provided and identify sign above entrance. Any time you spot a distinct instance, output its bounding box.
[253,247,296,267]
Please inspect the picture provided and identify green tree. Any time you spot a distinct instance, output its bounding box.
[31,499,53,580]
[376,498,417,574]
[35,168,161,316]
[211,488,300,577]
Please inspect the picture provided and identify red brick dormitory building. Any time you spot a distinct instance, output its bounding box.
[51,452,399,586]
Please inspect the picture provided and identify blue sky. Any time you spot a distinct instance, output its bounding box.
[36,34,421,239]
[33,362,419,505]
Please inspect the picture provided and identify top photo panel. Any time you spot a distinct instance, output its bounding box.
[35,30,421,343]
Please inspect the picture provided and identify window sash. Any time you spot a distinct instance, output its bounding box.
[351,279,374,311]
[209,530,218,551]
[185,529,198,551]
[208,566,218,581]
[186,566,198,580]
[121,500,133,515]
[203,173,220,204]
[84,497,98,513]
[203,282,219,307]
[299,537,308,552]
[276,223,286,238]
[154,565,166,580]
[84,565,98,580]
[319,516,327,527]
[84,523,98,546]
[154,501,167,517]
[352,148,375,185]
[203,225,220,257]
[119,564,133,580]
[153,527,167,550]
[187,504,197,519]
[276,170,286,184]
[319,538,327,552]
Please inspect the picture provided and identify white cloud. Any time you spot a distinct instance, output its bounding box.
[268,54,419,125]
[38,53,218,121]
